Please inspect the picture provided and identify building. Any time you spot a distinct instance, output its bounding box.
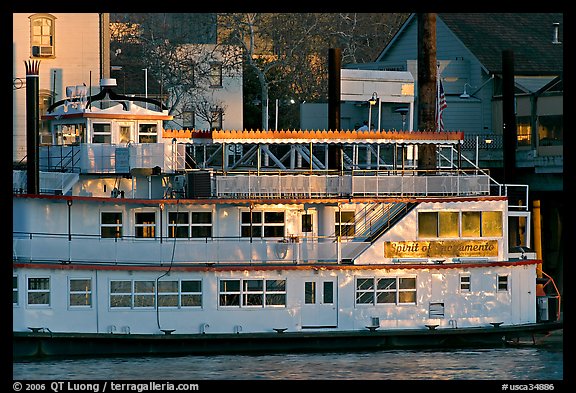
[12,13,110,163]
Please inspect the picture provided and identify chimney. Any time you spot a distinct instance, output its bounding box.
[552,22,561,44]
[25,60,41,195]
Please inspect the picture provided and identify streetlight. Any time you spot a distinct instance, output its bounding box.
[143,68,148,109]
[368,92,378,130]
[395,107,409,130]
[460,83,473,99]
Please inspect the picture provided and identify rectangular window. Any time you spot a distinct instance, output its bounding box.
[438,211,459,238]
[183,110,195,129]
[133,281,155,308]
[241,211,284,238]
[356,277,416,305]
[30,15,55,57]
[266,280,286,306]
[301,214,313,233]
[135,212,156,238]
[461,211,481,237]
[27,277,50,306]
[209,62,223,87]
[517,116,532,147]
[139,124,158,143]
[335,211,355,236]
[92,123,112,143]
[418,212,438,237]
[497,275,509,292]
[101,212,123,238]
[191,212,212,238]
[538,115,563,146]
[305,281,316,304]
[460,275,471,292]
[181,280,202,307]
[481,211,503,237]
[219,279,241,306]
[323,281,334,304]
[158,280,179,308]
[168,212,189,238]
[219,279,286,307]
[110,280,132,308]
[13,275,18,306]
[69,278,92,307]
[211,108,223,130]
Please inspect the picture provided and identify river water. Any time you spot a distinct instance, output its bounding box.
[13,339,563,382]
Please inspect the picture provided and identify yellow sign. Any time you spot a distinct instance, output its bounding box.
[384,240,498,258]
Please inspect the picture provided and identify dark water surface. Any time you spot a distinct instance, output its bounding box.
[13,343,563,381]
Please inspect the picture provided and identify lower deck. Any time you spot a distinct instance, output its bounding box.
[13,260,538,336]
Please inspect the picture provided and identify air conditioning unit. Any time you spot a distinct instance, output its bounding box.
[173,175,186,191]
[32,45,53,57]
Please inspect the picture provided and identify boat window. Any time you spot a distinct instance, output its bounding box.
[241,211,284,238]
[110,280,132,308]
[418,212,438,237]
[305,281,316,304]
[301,214,313,233]
[27,277,50,307]
[92,123,112,143]
[482,211,503,237]
[462,212,481,237]
[438,212,459,238]
[158,280,202,308]
[69,278,92,307]
[323,281,334,304]
[101,212,123,238]
[135,212,156,238]
[139,124,157,143]
[13,275,18,306]
[497,275,509,292]
[219,279,286,308]
[335,211,355,237]
[133,281,155,308]
[356,277,416,305]
[460,274,471,292]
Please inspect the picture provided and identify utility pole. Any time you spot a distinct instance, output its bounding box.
[417,13,437,171]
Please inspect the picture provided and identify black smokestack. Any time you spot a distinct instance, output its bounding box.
[502,50,516,184]
[328,48,341,170]
[25,60,40,195]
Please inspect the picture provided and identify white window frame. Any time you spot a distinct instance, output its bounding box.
[100,211,123,238]
[355,276,417,306]
[13,274,19,307]
[459,274,471,292]
[241,210,285,238]
[138,123,158,143]
[92,122,112,143]
[497,274,510,292]
[134,210,156,238]
[30,13,56,58]
[27,276,51,307]
[69,277,93,308]
[218,278,286,308]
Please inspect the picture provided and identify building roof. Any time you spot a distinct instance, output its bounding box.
[438,13,563,75]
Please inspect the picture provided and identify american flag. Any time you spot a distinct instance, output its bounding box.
[436,72,448,132]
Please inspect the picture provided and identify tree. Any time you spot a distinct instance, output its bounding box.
[109,13,242,129]
[218,13,408,130]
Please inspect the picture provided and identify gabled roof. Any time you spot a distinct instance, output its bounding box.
[439,13,563,75]
[377,13,563,76]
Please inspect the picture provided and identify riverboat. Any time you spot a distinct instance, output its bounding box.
[13,75,562,359]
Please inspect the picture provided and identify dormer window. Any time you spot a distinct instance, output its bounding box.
[30,14,56,58]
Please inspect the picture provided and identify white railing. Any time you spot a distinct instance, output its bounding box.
[215,172,491,198]
[12,232,363,265]
[39,143,187,173]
